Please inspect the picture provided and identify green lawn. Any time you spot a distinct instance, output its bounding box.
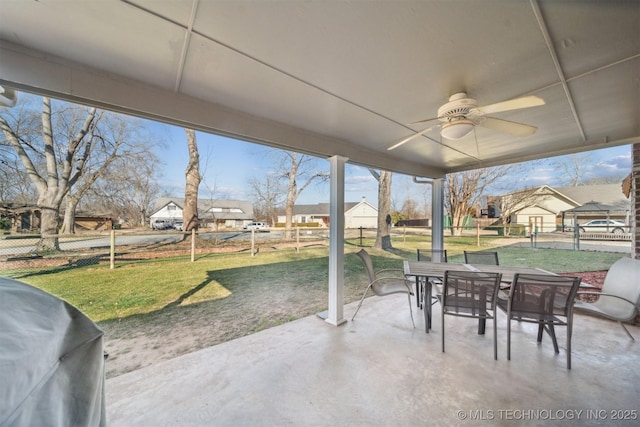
[9,238,622,323]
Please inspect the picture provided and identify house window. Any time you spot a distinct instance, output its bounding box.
[167,205,176,211]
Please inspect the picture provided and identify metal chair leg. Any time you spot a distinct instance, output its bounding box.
[351,287,370,321]
[567,318,573,370]
[619,321,636,341]
[407,293,415,328]
[493,315,498,360]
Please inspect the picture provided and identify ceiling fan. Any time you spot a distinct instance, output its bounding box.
[387,92,545,151]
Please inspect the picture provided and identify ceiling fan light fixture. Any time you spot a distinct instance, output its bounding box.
[440,119,474,140]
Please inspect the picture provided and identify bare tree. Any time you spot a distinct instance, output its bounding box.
[1,97,97,249]
[249,174,285,225]
[196,141,218,202]
[401,197,421,220]
[59,113,157,233]
[276,151,329,239]
[183,128,201,232]
[0,152,36,205]
[555,153,593,186]
[369,169,393,249]
[1,95,164,243]
[445,167,509,236]
[89,155,162,227]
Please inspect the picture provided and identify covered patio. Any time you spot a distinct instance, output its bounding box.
[1,0,638,328]
[1,2,639,424]
[106,294,639,426]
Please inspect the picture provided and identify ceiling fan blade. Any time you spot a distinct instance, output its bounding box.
[387,124,439,151]
[408,116,440,125]
[469,95,545,116]
[478,117,538,137]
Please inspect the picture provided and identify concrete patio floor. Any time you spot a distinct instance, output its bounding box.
[106,295,639,426]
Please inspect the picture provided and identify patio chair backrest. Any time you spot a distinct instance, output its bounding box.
[509,274,581,319]
[441,270,502,316]
[464,250,499,265]
[417,249,448,263]
[597,257,640,321]
[356,249,376,283]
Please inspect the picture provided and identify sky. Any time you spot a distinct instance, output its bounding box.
[153,120,632,209]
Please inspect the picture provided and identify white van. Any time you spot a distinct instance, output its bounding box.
[244,222,270,231]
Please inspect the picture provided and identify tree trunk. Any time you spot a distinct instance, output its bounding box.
[284,192,295,240]
[450,205,465,237]
[183,129,201,232]
[374,170,393,250]
[284,153,299,240]
[60,197,79,235]
[36,195,62,251]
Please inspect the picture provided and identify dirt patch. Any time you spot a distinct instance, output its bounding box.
[99,286,325,378]
[99,250,362,379]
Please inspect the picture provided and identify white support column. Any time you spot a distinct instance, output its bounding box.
[326,155,348,326]
[431,178,445,252]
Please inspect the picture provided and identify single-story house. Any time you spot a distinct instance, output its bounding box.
[489,184,630,232]
[1,205,114,233]
[150,198,254,229]
[74,213,114,231]
[0,204,41,233]
[277,198,378,229]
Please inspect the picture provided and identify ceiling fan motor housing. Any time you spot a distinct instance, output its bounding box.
[437,92,477,122]
[437,93,477,139]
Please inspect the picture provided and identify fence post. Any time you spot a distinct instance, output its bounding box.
[251,228,256,256]
[403,225,406,243]
[359,226,363,247]
[477,224,480,247]
[296,227,300,252]
[530,229,536,248]
[191,228,196,262]
[110,229,115,269]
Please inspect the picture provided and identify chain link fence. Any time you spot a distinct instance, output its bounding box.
[1,224,631,276]
[0,227,334,275]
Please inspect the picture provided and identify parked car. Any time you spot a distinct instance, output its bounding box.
[578,219,626,234]
[173,221,183,231]
[152,219,172,230]
[243,221,270,231]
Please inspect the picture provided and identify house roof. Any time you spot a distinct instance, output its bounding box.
[344,199,378,215]
[283,201,371,216]
[151,197,253,220]
[199,199,254,220]
[498,183,631,216]
[151,198,183,213]
[553,184,629,208]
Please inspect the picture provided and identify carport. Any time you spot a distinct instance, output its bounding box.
[563,201,630,231]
